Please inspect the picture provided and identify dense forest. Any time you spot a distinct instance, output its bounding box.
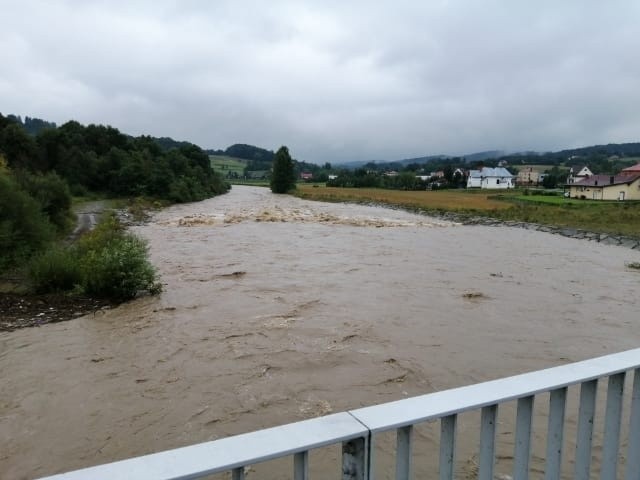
[0,113,229,201]
[0,113,229,273]
[6,115,57,135]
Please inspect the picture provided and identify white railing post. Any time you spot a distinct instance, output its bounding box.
[544,387,567,480]
[513,396,534,480]
[396,425,413,480]
[479,405,497,480]
[574,379,598,480]
[439,414,457,480]
[625,368,640,480]
[601,373,625,480]
[294,451,309,480]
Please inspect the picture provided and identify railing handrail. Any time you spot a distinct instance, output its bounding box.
[37,347,640,480]
[350,347,640,432]
[38,413,368,480]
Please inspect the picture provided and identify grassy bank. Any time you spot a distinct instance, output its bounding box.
[295,185,640,238]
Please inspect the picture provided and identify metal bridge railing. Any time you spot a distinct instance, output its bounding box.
[39,348,640,480]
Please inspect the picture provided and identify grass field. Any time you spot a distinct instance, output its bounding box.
[229,179,270,186]
[295,185,640,237]
[209,155,246,176]
[512,195,600,205]
[296,185,510,211]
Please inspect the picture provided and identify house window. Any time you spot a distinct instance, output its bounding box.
[496,179,500,184]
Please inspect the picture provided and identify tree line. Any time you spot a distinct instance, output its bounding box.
[0,112,229,275]
[0,113,229,202]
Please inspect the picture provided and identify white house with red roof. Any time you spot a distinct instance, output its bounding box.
[568,163,640,201]
[566,165,594,184]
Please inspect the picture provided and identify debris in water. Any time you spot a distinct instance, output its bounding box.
[462,291,487,300]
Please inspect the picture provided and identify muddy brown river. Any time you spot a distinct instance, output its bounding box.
[1,186,639,479]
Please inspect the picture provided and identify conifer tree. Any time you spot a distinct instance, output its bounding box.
[270,145,296,193]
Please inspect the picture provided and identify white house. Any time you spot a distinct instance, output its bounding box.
[466,167,514,189]
[566,165,593,184]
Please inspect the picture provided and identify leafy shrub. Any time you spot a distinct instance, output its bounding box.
[0,173,55,270]
[81,235,158,300]
[15,171,73,231]
[77,213,160,300]
[76,212,125,254]
[27,247,82,293]
[26,212,161,300]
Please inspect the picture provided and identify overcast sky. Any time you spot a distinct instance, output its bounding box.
[1,1,639,163]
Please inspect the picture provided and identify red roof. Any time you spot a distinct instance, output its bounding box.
[622,162,640,173]
[572,173,640,187]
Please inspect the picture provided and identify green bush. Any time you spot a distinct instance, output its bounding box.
[81,235,158,300]
[25,212,161,300]
[0,173,55,270]
[15,171,74,231]
[77,214,159,300]
[76,212,125,254]
[27,247,82,293]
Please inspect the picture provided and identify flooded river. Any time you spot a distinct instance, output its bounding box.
[2,186,640,479]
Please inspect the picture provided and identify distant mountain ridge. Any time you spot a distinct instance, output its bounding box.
[8,112,640,168]
[336,143,640,169]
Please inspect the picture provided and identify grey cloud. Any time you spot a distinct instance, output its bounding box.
[1,1,639,163]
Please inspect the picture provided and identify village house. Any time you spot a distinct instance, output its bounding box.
[567,163,640,201]
[300,172,313,180]
[516,167,542,186]
[566,165,593,184]
[467,167,514,189]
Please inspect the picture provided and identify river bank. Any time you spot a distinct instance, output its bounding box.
[421,210,640,249]
[0,200,156,332]
[294,185,640,241]
[0,293,113,332]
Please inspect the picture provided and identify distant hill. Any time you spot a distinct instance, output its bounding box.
[337,151,504,169]
[557,142,640,158]
[207,144,275,163]
[208,144,275,171]
[209,154,247,177]
[463,150,507,162]
[153,136,195,151]
[336,142,640,171]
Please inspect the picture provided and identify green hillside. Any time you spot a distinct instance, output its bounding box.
[209,155,247,176]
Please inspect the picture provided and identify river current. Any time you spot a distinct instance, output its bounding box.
[1,186,639,479]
